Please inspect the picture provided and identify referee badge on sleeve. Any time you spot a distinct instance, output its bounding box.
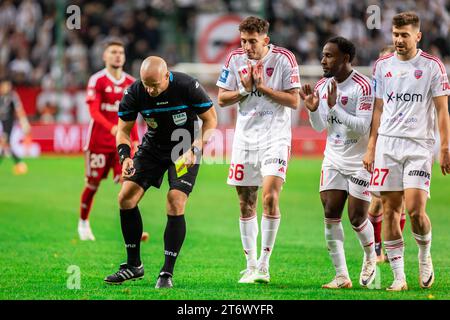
[172,112,187,126]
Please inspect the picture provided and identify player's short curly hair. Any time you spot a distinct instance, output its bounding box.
[392,11,420,29]
[326,36,356,63]
[239,16,269,35]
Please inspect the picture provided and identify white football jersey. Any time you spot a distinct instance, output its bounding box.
[216,44,301,150]
[309,70,374,173]
[373,49,450,141]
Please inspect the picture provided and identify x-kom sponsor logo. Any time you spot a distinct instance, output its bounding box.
[387,92,423,103]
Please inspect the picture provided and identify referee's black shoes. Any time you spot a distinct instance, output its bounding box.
[104,263,144,285]
[155,272,173,288]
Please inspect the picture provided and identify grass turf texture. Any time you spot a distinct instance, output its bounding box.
[0,156,448,300]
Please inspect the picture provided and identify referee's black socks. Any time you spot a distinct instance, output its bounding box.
[161,214,186,276]
[120,207,143,267]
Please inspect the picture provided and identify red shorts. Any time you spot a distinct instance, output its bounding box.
[84,150,121,185]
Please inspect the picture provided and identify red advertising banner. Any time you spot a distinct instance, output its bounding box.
[10,124,326,157]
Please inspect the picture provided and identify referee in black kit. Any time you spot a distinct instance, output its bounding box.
[104,56,217,288]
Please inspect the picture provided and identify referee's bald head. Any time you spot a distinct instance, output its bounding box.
[140,56,167,81]
[140,56,170,97]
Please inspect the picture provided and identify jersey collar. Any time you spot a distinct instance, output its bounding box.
[335,69,355,86]
[104,68,126,85]
[394,49,422,64]
[259,44,274,64]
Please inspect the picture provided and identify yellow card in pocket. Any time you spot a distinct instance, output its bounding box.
[175,157,188,178]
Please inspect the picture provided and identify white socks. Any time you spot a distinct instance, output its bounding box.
[324,218,349,277]
[412,231,432,263]
[384,238,406,280]
[352,219,376,261]
[239,216,258,268]
[259,215,281,268]
[385,232,431,281]
[239,214,281,269]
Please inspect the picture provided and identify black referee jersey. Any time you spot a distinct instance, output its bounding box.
[118,71,213,153]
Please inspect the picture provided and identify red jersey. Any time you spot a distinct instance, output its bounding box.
[84,68,138,152]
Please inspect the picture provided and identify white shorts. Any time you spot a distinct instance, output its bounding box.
[227,145,290,186]
[370,135,433,196]
[320,164,372,202]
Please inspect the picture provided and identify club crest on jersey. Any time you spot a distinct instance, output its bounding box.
[172,112,187,126]
[414,70,423,79]
[340,96,348,105]
[266,67,274,77]
[145,117,158,129]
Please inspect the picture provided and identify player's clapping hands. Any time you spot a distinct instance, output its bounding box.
[327,79,337,108]
[238,61,254,93]
[252,61,265,90]
[299,84,320,112]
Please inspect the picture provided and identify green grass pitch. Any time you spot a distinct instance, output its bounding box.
[0,156,448,300]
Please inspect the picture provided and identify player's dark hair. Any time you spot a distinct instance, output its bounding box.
[102,37,125,50]
[392,11,420,29]
[239,16,270,35]
[325,36,356,63]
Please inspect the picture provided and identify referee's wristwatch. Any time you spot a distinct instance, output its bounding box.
[191,145,202,158]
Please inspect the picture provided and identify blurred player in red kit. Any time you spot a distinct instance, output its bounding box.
[78,38,139,240]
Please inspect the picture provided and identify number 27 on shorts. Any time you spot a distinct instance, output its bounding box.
[371,168,389,186]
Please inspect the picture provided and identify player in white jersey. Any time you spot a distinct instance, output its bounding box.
[216,16,300,284]
[366,46,407,264]
[300,37,376,289]
[363,12,450,291]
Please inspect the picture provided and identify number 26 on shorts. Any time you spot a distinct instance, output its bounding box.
[371,168,389,186]
[229,163,244,181]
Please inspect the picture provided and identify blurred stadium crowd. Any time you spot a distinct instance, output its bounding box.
[0,0,449,123]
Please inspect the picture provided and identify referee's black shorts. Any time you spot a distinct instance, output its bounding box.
[124,144,200,195]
